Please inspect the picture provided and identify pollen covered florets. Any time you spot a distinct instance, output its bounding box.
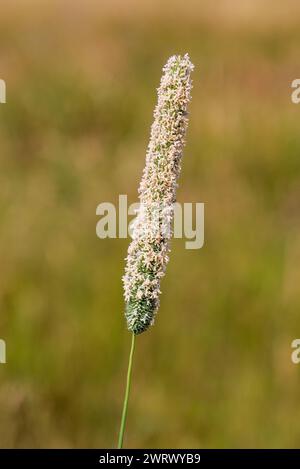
[123,54,194,334]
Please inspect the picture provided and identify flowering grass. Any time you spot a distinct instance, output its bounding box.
[118,54,194,448]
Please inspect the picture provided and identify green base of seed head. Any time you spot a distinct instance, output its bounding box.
[125,297,158,335]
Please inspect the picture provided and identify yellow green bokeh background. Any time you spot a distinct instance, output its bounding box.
[0,0,300,448]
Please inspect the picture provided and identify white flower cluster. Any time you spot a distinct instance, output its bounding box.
[123,54,194,334]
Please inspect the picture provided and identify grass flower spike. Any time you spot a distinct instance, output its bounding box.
[123,53,194,335]
[118,54,194,449]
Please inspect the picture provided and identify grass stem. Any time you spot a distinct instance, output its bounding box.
[117,333,136,448]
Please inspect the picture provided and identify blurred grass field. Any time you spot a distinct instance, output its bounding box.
[0,0,300,448]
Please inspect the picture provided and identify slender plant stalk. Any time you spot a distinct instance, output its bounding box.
[117,333,136,449]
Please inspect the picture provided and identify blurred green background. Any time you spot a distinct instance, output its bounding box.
[0,0,300,448]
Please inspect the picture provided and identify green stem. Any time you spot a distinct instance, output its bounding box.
[117,333,136,449]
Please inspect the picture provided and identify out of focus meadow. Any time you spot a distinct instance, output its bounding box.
[0,0,300,448]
